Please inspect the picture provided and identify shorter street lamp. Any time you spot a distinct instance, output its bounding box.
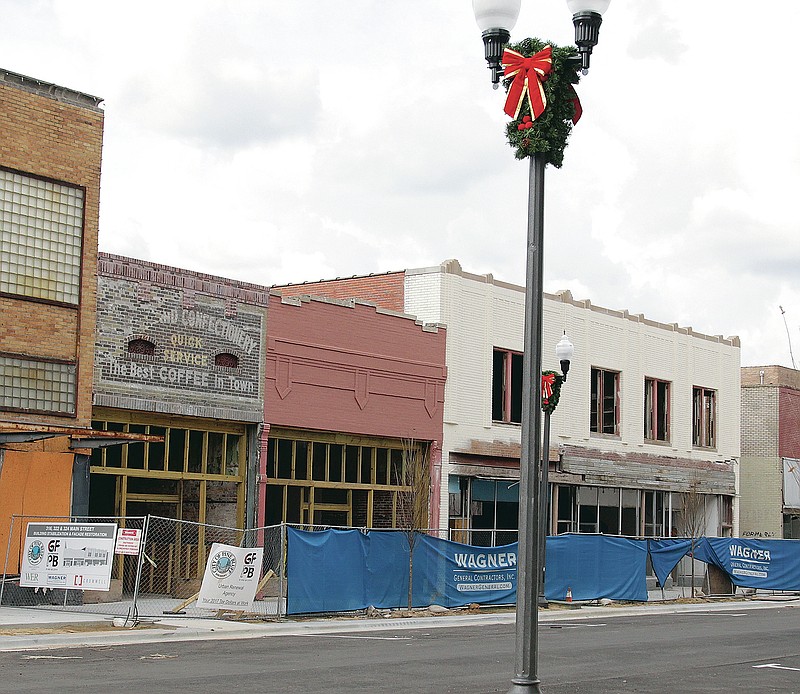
[555,333,575,382]
[538,333,574,607]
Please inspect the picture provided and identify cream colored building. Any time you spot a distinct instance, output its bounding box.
[404,260,740,543]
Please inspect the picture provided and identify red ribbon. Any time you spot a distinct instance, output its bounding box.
[503,46,583,125]
[541,373,556,402]
[569,85,582,124]
[502,46,553,120]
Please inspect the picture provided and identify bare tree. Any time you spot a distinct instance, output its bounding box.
[681,476,706,597]
[394,438,431,610]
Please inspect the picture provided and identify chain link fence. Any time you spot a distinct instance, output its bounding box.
[1,515,144,619]
[135,516,284,619]
[2,517,516,620]
[1,515,285,621]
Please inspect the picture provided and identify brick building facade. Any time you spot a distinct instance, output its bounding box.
[0,69,106,573]
[740,366,800,538]
[279,260,741,545]
[92,253,269,537]
[262,292,446,529]
[277,272,405,314]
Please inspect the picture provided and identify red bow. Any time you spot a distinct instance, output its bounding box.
[502,46,553,120]
[541,373,556,402]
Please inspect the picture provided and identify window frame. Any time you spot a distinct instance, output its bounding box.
[692,386,717,449]
[644,377,671,443]
[590,367,620,436]
[0,165,86,308]
[491,348,523,425]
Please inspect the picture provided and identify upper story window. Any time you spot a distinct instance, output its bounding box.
[215,352,239,368]
[590,367,620,435]
[644,377,670,442]
[0,168,84,306]
[492,348,523,424]
[693,386,716,448]
[720,496,733,537]
[128,338,155,356]
[0,353,76,415]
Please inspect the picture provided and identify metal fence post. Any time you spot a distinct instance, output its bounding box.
[279,522,286,619]
[130,514,150,620]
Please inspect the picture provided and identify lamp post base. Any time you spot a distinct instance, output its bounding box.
[508,678,543,693]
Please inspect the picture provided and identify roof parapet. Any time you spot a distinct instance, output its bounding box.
[0,68,103,110]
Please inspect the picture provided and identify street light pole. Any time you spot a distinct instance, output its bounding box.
[471,2,610,692]
[537,406,552,609]
[509,152,546,693]
[539,334,574,607]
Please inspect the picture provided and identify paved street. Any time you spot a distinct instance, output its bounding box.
[2,602,800,693]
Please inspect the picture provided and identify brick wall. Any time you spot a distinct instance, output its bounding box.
[95,254,269,422]
[742,365,800,390]
[739,456,783,538]
[0,70,103,426]
[273,272,405,313]
[741,386,779,457]
[265,292,446,442]
[780,387,800,459]
[738,368,800,536]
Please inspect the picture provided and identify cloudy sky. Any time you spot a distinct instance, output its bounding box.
[2,1,798,367]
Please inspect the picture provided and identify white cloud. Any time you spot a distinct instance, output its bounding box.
[2,0,799,367]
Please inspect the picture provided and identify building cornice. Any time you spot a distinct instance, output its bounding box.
[0,68,103,111]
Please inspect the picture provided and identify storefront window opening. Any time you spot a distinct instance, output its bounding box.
[89,416,246,530]
[556,485,678,538]
[265,434,416,529]
[465,478,519,546]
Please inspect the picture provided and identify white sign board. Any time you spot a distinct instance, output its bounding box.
[114,527,142,556]
[197,543,263,610]
[20,523,117,591]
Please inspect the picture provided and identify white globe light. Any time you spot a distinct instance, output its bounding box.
[472,0,521,33]
[566,0,611,16]
[555,334,575,361]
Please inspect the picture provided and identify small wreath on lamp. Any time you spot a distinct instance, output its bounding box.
[541,370,564,414]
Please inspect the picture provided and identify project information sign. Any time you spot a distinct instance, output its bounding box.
[197,543,263,610]
[20,523,117,591]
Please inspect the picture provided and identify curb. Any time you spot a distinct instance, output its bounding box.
[1,598,796,653]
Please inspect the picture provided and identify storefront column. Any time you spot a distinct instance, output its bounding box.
[429,440,442,532]
[257,423,270,529]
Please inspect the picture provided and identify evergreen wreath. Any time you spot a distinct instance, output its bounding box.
[503,38,582,168]
[541,370,564,414]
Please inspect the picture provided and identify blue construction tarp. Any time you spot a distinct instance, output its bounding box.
[287,529,650,614]
[412,534,518,608]
[648,539,694,587]
[649,537,800,591]
[288,529,800,615]
[544,534,648,602]
[287,527,410,614]
[287,528,518,613]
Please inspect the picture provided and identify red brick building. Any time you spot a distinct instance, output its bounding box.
[276,272,405,314]
[262,291,446,529]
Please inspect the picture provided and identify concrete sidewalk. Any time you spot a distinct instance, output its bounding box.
[2,590,797,653]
